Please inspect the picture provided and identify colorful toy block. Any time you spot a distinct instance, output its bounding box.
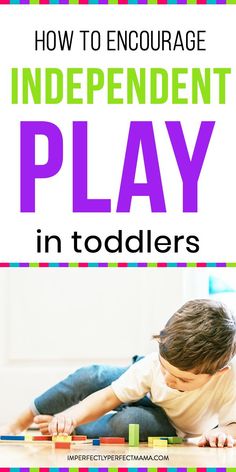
[148,436,168,446]
[147,436,183,447]
[24,435,33,441]
[100,437,125,444]
[93,438,100,445]
[128,424,139,447]
[167,437,183,444]
[54,441,71,449]
[52,434,72,442]
[0,435,25,441]
[148,436,159,446]
[33,435,52,441]
[72,435,87,441]
[153,439,168,447]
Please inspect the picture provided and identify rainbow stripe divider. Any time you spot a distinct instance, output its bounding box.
[0,262,236,268]
[0,469,236,472]
[0,0,236,4]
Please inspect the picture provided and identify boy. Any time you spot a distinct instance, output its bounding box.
[2,299,236,448]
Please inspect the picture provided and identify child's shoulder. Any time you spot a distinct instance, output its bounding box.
[144,351,160,364]
[135,352,160,370]
[221,356,236,387]
[142,351,161,371]
[229,356,236,377]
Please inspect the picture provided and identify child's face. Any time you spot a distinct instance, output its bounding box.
[159,356,213,392]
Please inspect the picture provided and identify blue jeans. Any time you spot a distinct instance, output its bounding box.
[34,358,176,441]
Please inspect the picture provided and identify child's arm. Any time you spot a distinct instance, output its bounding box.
[198,424,236,447]
[0,386,121,436]
[36,386,122,435]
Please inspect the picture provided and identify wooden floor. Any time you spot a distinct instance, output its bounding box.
[0,439,236,467]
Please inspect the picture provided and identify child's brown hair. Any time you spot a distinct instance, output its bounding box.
[154,299,236,374]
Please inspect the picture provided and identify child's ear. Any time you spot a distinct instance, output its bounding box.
[215,365,231,377]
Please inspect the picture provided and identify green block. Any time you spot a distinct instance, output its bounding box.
[129,424,139,446]
[167,437,183,444]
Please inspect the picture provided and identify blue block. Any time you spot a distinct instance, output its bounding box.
[93,439,100,445]
[1,435,25,440]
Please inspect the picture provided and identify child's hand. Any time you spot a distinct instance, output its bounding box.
[34,414,75,435]
[198,430,235,448]
[48,414,75,435]
[34,414,54,435]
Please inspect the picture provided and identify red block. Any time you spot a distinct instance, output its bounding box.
[72,435,87,441]
[55,442,71,449]
[100,437,125,444]
[33,436,52,441]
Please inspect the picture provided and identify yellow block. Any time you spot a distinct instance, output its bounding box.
[52,435,72,442]
[152,439,168,447]
[25,435,33,441]
[148,436,163,446]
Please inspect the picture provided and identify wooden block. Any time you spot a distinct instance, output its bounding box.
[52,435,72,442]
[167,437,183,444]
[100,437,125,444]
[33,435,52,441]
[148,436,168,445]
[55,441,71,449]
[93,439,100,445]
[25,435,33,442]
[0,435,25,441]
[148,437,157,446]
[128,424,139,447]
[72,435,87,441]
[152,439,168,447]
